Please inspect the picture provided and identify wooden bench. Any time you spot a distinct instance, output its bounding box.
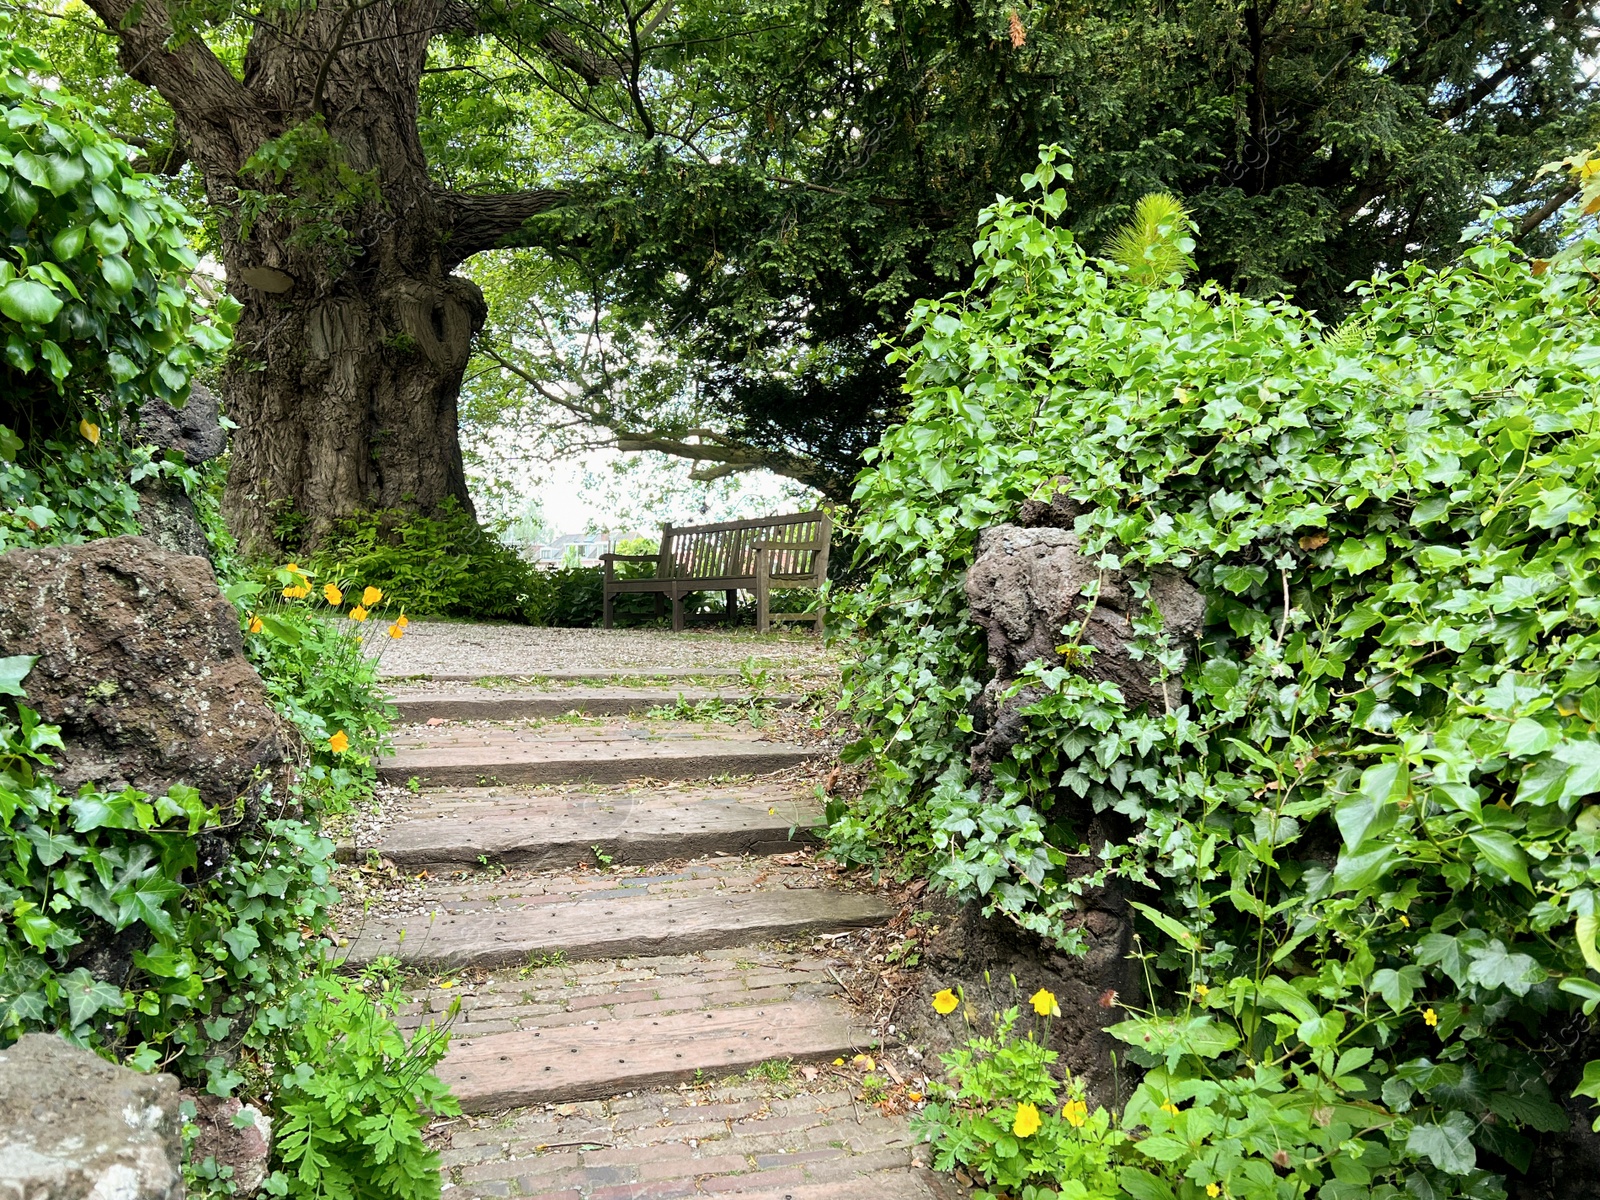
[601,510,832,633]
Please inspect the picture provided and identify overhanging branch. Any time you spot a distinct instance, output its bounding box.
[437,187,571,263]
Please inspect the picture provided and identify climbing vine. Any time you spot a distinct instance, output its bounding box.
[835,149,1600,1196]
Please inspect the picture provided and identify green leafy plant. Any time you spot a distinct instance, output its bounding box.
[915,987,1121,1200]
[264,973,458,1200]
[836,146,1600,1195]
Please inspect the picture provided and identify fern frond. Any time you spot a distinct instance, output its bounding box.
[1105,193,1194,286]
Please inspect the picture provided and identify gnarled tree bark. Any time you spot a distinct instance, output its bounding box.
[81,0,568,553]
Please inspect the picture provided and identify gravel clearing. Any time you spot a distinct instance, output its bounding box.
[371,621,835,680]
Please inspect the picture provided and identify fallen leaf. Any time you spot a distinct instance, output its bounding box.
[1298,532,1329,550]
[426,717,447,726]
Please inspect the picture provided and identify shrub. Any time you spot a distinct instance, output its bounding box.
[306,499,534,622]
[0,19,234,437]
[837,148,1600,1196]
[230,565,399,815]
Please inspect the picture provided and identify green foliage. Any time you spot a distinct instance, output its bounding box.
[264,975,458,1200]
[231,573,397,815]
[1104,195,1195,287]
[0,18,233,436]
[306,500,534,622]
[838,151,1600,1194]
[0,699,340,1096]
[914,1000,1122,1200]
[238,118,382,280]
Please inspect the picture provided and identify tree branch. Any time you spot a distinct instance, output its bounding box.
[80,0,253,128]
[1517,181,1580,238]
[437,187,571,263]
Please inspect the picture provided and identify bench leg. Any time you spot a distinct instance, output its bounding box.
[603,590,614,630]
[725,589,738,628]
[671,593,685,632]
[654,593,664,621]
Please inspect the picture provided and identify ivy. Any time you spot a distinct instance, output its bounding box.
[837,148,1600,1196]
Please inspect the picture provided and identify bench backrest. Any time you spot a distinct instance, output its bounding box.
[658,510,831,582]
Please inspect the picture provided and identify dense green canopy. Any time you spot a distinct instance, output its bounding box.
[15,0,1600,512]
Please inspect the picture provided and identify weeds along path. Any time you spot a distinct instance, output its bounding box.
[330,622,959,1200]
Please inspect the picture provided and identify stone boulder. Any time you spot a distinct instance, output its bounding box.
[0,535,294,807]
[964,524,1205,773]
[0,1033,183,1200]
[131,383,227,561]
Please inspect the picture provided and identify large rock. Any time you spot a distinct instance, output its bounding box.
[131,384,227,560]
[0,1033,184,1200]
[0,536,294,806]
[965,524,1204,773]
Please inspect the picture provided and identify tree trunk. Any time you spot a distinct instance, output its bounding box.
[82,0,566,556]
[219,258,486,554]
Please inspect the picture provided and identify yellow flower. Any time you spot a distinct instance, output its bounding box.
[396,613,410,628]
[907,1091,923,1102]
[349,605,369,622]
[1012,1102,1042,1138]
[1206,1185,1221,1199]
[79,418,100,445]
[282,585,310,600]
[328,731,350,754]
[852,1054,875,1071]
[323,583,343,606]
[362,586,383,606]
[388,622,405,639]
[284,562,300,572]
[1062,1098,1087,1127]
[1399,914,1410,927]
[1423,1007,1438,1027]
[932,989,959,1015]
[832,1057,845,1066]
[1194,983,1210,1000]
[1030,988,1061,1017]
[1160,1101,1181,1116]
[247,614,263,634]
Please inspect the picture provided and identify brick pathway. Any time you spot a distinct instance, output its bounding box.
[346,641,958,1199]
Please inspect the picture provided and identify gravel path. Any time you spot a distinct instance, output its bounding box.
[371,622,835,680]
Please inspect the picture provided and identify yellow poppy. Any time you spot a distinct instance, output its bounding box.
[349,605,369,622]
[247,614,263,634]
[1160,1101,1181,1116]
[388,622,405,639]
[328,731,350,753]
[284,562,300,572]
[931,989,959,1015]
[282,585,310,600]
[362,586,383,606]
[79,418,100,445]
[832,1057,845,1066]
[1399,914,1410,928]
[1012,1102,1041,1138]
[1030,988,1060,1017]
[396,613,410,628]
[1423,1008,1438,1027]
[1062,1098,1088,1127]
[323,583,343,606]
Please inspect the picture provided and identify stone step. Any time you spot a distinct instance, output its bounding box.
[381,667,806,683]
[340,884,892,970]
[378,723,813,787]
[390,687,801,723]
[344,783,821,869]
[438,999,876,1112]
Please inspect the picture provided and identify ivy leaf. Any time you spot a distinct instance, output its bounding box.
[61,967,126,1027]
[1336,533,1388,574]
[1465,940,1543,996]
[1371,965,1424,1013]
[0,278,61,323]
[1406,1111,1477,1175]
[221,923,260,961]
[1468,829,1533,890]
[1336,760,1406,849]
[1331,844,1397,892]
[0,653,36,696]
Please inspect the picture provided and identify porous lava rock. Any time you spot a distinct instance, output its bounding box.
[132,383,227,560]
[0,1032,183,1200]
[0,535,294,806]
[964,524,1204,774]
